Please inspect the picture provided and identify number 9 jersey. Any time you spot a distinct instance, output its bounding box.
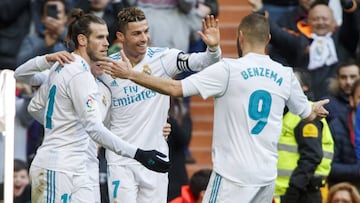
[181,53,312,186]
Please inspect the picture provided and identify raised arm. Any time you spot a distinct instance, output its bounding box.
[198,15,220,51]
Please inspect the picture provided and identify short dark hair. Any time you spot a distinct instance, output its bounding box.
[116,7,146,33]
[238,13,269,45]
[336,58,360,76]
[14,159,28,172]
[189,169,212,200]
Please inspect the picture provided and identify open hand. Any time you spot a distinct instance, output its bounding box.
[45,51,74,65]
[98,50,133,79]
[198,15,220,49]
[312,99,330,119]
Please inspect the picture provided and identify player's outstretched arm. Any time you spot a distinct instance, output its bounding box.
[304,99,330,121]
[98,51,184,97]
[198,15,220,51]
[134,149,170,173]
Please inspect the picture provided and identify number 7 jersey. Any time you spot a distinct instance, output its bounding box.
[181,53,312,186]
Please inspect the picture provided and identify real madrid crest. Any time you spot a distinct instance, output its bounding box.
[142,65,152,75]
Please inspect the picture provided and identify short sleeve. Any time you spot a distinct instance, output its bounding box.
[182,60,229,99]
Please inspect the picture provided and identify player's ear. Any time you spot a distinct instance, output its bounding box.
[239,31,245,44]
[77,34,87,47]
[116,31,125,43]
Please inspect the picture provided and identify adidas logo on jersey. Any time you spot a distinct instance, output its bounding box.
[110,80,118,87]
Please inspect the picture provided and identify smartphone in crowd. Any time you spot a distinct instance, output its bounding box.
[46,4,58,19]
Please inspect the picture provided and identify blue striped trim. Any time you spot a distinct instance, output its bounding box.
[208,173,222,203]
[108,52,120,60]
[46,170,56,203]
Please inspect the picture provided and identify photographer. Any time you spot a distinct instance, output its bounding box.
[16,0,69,66]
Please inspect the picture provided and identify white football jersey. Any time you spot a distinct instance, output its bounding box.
[17,55,111,189]
[182,53,311,185]
[101,47,221,165]
[31,54,136,174]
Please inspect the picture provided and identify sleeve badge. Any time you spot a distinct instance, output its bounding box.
[302,123,319,138]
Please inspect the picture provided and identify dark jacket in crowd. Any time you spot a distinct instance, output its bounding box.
[328,111,360,189]
[0,0,31,70]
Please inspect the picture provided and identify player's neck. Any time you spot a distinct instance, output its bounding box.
[73,49,91,65]
[241,46,266,56]
[127,53,145,67]
[73,49,96,78]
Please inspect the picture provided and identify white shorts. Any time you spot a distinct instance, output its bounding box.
[202,172,276,203]
[29,165,93,203]
[107,164,168,203]
[88,163,101,203]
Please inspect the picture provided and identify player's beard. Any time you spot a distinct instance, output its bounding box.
[87,47,103,62]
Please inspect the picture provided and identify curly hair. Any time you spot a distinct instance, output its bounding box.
[116,7,146,33]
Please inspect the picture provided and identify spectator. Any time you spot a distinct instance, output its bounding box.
[188,0,219,53]
[75,0,126,46]
[326,182,360,203]
[262,0,298,21]
[137,0,203,52]
[274,69,334,203]
[251,1,358,99]
[268,0,316,66]
[328,79,360,190]
[0,159,31,203]
[16,0,69,66]
[0,0,31,70]
[169,168,212,203]
[322,59,360,123]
